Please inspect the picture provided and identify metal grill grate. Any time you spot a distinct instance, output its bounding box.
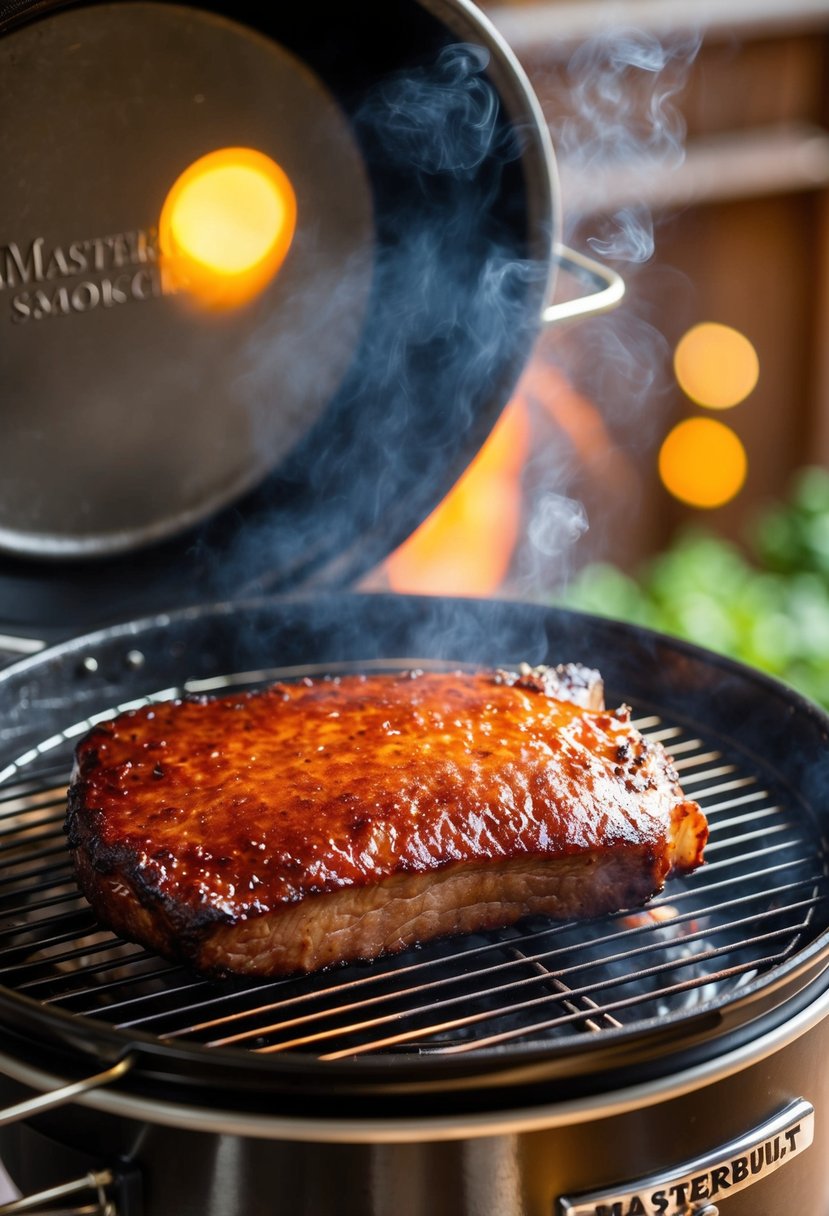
[0,665,827,1060]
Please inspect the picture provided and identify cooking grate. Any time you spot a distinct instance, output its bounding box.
[0,662,827,1061]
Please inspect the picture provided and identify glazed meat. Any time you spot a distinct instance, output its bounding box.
[66,666,707,977]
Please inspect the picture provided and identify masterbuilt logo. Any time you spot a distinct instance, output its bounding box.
[0,229,177,323]
[558,1100,815,1216]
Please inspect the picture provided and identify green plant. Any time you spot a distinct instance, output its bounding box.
[561,468,829,708]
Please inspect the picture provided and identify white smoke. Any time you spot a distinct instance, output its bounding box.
[558,24,703,259]
[528,493,590,558]
[514,23,703,595]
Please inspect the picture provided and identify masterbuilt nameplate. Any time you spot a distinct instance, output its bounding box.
[558,1098,814,1216]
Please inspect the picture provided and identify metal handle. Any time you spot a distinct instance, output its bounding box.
[0,1059,135,1216]
[0,1169,115,1216]
[0,634,47,661]
[0,1057,134,1129]
[542,242,625,325]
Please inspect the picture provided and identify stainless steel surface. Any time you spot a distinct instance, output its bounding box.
[0,0,624,631]
[437,1,624,326]
[0,638,45,661]
[0,1077,119,1216]
[0,985,828,1141]
[0,999,827,1215]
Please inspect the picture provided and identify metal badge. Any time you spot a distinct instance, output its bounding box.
[558,1098,814,1216]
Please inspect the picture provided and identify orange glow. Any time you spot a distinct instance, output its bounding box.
[659,418,747,508]
[386,400,531,596]
[674,322,759,409]
[524,359,637,491]
[159,147,296,308]
[383,359,641,596]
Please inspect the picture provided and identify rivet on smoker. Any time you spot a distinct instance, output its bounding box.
[125,650,145,670]
[80,656,99,675]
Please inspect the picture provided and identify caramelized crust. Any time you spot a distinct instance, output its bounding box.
[66,670,707,976]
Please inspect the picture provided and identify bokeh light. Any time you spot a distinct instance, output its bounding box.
[159,147,296,308]
[659,417,748,508]
[674,322,759,409]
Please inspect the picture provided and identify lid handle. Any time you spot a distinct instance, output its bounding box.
[542,243,625,325]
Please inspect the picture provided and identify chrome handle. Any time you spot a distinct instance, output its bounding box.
[0,1058,138,1216]
[0,1057,133,1128]
[542,243,625,325]
[0,1169,116,1216]
[0,634,47,661]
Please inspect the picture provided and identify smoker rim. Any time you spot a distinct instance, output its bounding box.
[0,979,826,1143]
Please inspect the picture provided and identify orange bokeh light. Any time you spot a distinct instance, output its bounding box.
[674,322,759,410]
[159,147,296,309]
[659,417,747,508]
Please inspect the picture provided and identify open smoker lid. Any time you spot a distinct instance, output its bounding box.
[0,0,557,636]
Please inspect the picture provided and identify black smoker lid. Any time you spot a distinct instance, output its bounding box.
[0,0,556,637]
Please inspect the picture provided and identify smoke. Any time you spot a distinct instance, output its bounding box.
[560,26,702,238]
[528,493,590,559]
[567,28,699,146]
[363,44,507,179]
[587,205,655,265]
[513,23,703,596]
[204,22,704,662]
[212,38,548,638]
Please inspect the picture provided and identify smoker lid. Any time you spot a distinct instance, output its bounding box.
[0,0,557,634]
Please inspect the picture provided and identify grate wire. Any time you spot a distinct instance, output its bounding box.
[0,671,826,1060]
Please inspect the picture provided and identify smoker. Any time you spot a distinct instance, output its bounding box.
[0,3,827,1216]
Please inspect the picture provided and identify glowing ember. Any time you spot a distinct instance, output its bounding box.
[159,147,296,308]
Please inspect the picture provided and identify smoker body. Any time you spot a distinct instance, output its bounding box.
[0,1002,827,1216]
